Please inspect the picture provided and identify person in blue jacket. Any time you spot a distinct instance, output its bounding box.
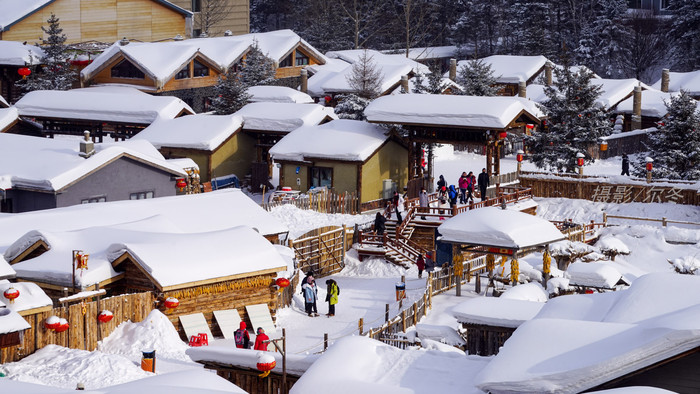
[302,276,319,316]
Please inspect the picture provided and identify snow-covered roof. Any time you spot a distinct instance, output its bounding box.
[0,280,52,313]
[383,46,459,61]
[387,76,461,96]
[0,106,19,132]
[14,86,194,124]
[453,55,549,84]
[132,114,243,151]
[453,297,545,328]
[438,207,565,249]
[0,259,15,280]
[0,189,288,256]
[364,94,544,129]
[0,40,44,65]
[187,345,318,377]
[567,262,624,288]
[322,63,414,95]
[0,133,185,191]
[235,103,336,132]
[306,58,353,97]
[0,94,8,107]
[475,273,700,393]
[616,89,700,117]
[247,86,314,104]
[591,78,652,110]
[269,119,389,162]
[0,307,30,335]
[651,70,700,96]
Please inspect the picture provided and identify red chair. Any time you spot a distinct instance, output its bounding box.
[189,335,202,347]
[199,333,209,346]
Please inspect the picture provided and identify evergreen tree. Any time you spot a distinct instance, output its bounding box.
[526,63,612,173]
[239,41,277,87]
[411,62,444,94]
[507,1,557,58]
[334,93,371,120]
[667,0,700,72]
[634,91,700,180]
[209,69,251,115]
[456,58,498,96]
[16,13,77,95]
[346,49,383,99]
[576,0,630,78]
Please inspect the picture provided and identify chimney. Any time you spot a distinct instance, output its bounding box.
[449,58,457,82]
[518,81,527,98]
[545,61,553,86]
[119,37,129,46]
[631,85,642,130]
[79,130,95,158]
[224,30,233,37]
[661,68,670,93]
[400,75,409,93]
[300,68,308,93]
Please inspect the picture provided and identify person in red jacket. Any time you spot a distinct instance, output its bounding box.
[234,321,250,349]
[254,327,270,351]
[416,254,426,279]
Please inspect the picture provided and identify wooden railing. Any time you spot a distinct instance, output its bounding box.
[289,226,349,277]
[263,189,360,214]
[603,213,700,227]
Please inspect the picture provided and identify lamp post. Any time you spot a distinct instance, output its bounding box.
[516,149,524,174]
[576,152,585,176]
[645,157,653,183]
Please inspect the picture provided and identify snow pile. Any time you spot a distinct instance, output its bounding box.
[453,297,545,328]
[269,204,372,239]
[668,256,700,275]
[98,309,189,361]
[0,307,31,334]
[499,282,549,302]
[596,235,631,259]
[0,280,52,312]
[235,102,337,132]
[341,249,414,278]
[0,41,44,66]
[133,114,243,151]
[247,85,314,104]
[566,262,623,288]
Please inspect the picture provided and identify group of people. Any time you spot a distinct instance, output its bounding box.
[374,188,407,234]
[415,251,437,279]
[437,168,490,207]
[233,321,270,351]
[301,271,339,317]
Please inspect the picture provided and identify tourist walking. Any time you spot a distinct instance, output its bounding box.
[478,168,489,201]
[458,172,469,204]
[254,327,269,351]
[302,276,319,316]
[621,154,630,176]
[325,279,339,316]
[416,254,425,279]
[374,211,387,235]
[234,321,250,349]
[466,171,475,204]
[418,187,428,220]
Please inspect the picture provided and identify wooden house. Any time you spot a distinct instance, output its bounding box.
[0,41,44,104]
[168,0,250,38]
[133,113,250,183]
[270,119,408,204]
[452,55,549,96]
[651,69,700,100]
[0,0,192,44]
[0,281,53,351]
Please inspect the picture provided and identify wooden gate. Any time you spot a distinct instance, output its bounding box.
[289,226,350,277]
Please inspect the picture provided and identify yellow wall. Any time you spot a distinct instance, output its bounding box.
[280,162,309,191]
[279,161,357,194]
[170,0,249,37]
[1,0,187,44]
[360,140,408,203]
[210,132,256,182]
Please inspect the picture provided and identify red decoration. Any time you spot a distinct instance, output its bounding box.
[516,153,523,163]
[256,353,276,377]
[98,310,114,323]
[3,287,19,303]
[498,131,507,139]
[646,162,653,171]
[45,315,61,330]
[17,67,31,78]
[164,297,179,309]
[189,333,209,347]
[324,95,332,103]
[577,157,584,167]
[176,178,187,190]
[585,289,595,294]
[54,318,69,333]
[275,278,290,288]
[75,252,89,270]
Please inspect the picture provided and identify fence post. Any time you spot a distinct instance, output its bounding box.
[358,318,364,335]
[385,304,390,323]
[401,310,406,332]
[475,272,481,294]
[413,303,418,325]
[324,333,328,351]
[662,217,667,227]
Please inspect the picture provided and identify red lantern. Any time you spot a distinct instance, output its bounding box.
[18,67,31,78]
[585,289,594,294]
[256,352,276,378]
[98,310,114,323]
[176,178,187,190]
[324,95,332,103]
[3,287,19,303]
[577,157,584,167]
[45,315,61,330]
[646,162,653,171]
[54,318,69,333]
[516,153,523,163]
[275,278,290,288]
[75,252,89,270]
[164,297,179,309]
[498,131,507,139]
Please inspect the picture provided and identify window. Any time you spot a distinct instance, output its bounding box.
[81,196,106,204]
[129,191,154,200]
[310,167,332,189]
[175,64,190,80]
[111,59,145,79]
[279,54,292,68]
[193,28,202,38]
[192,0,201,12]
[295,50,309,66]
[193,59,209,77]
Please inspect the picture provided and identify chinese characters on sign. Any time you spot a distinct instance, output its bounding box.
[590,185,685,204]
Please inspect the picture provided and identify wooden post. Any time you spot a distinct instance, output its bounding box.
[662,217,667,227]
[475,272,481,294]
[282,328,287,394]
[413,303,417,325]
[385,304,390,323]
[401,310,406,332]
[96,283,101,342]
[342,224,347,262]
[603,212,607,226]
[324,333,328,351]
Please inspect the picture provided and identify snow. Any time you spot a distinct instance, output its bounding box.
[383,46,458,61]
[669,256,700,275]
[590,78,652,109]
[0,0,51,30]
[0,307,31,334]
[651,70,700,96]
[269,119,389,162]
[438,206,565,249]
[14,86,194,124]
[0,258,16,279]
[247,86,314,104]
[0,106,19,132]
[0,41,44,66]
[453,55,548,84]
[58,289,105,303]
[364,94,544,129]
[453,297,545,328]
[499,282,549,302]
[596,235,631,256]
[615,89,700,117]
[0,133,185,191]
[132,114,243,151]
[269,204,372,239]
[566,262,623,288]
[187,346,318,377]
[235,102,337,132]
[0,280,52,313]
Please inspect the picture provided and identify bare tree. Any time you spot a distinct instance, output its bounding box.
[393,0,436,57]
[336,0,391,49]
[346,49,384,99]
[195,0,234,37]
[620,11,671,81]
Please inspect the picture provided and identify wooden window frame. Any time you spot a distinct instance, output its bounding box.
[111,59,145,79]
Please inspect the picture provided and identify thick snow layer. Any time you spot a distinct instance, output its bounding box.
[306,58,354,97]
[499,282,549,302]
[596,235,630,256]
[0,133,185,191]
[453,297,545,327]
[384,46,458,61]
[269,119,389,162]
[438,207,565,249]
[0,106,19,131]
[14,86,194,124]
[268,204,372,239]
[187,346,318,377]
[669,256,700,274]
[290,336,489,394]
[133,114,243,151]
[235,102,336,132]
[0,258,16,279]
[476,273,700,393]
[0,0,51,30]
[590,78,652,109]
[364,94,544,128]
[566,262,623,288]
[651,70,700,96]
[247,86,314,104]
[615,89,700,117]
[322,63,414,95]
[453,55,548,83]
[0,281,52,312]
[0,307,31,334]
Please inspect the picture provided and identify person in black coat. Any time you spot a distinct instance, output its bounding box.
[477,168,489,201]
[437,175,446,191]
[374,211,387,235]
[621,154,630,176]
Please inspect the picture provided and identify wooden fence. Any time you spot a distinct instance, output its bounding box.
[199,361,300,394]
[263,189,360,214]
[603,213,700,228]
[1,292,153,363]
[519,172,700,205]
[289,226,352,277]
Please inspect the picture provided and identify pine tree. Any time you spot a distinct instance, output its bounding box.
[526,62,612,173]
[412,62,444,94]
[456,58,498,96]
[334,93,371,120]
[634,91,700,180]
[667,0,700,72]
[346,49,383,99]
[16,13,77,95]
[240,41,277,87]
[576,0,630,78]
[210,69,251,115]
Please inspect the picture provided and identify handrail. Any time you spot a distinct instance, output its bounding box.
[603,213,700,227]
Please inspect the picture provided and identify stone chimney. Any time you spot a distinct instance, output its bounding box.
[449,58,457,82]
[661,68,670,93]
[79,131,95,158]
[518,81,527,98]
[300,68,308,93]
[400,75,409,93]
[631,85,642,130]
[544,61,553,86]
